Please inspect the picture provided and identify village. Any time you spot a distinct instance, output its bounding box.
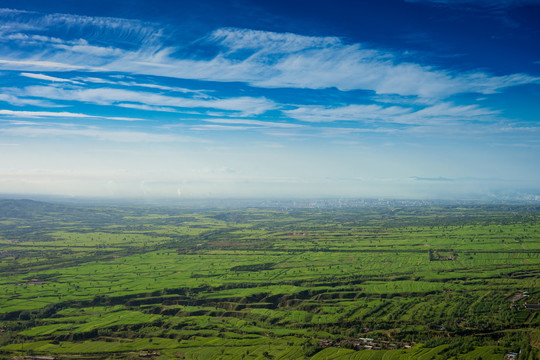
[509,291,540,311]
[318,337,414,351]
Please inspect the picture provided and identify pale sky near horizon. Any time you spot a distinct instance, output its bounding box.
[0,0,539,200]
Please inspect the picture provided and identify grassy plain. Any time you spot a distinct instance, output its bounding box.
[0,199,539,359]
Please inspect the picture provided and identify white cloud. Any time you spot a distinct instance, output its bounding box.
[116,103,179,113]
[0,10,162,47]
[2,33,66,45]
[202,118,302,128]
[414,102,497,117]
[210,27,340,53]
[20,72,83,84]
[0,109,144,121]
[0,125,202,143]
[319,126,398,136]
[76,77,117,84]
[52,43,124,57]
[285,104,411,122]
[21,86,275,116]
[0,59,85,71]
[1,120,40,125]
[121,29,539,97]
[74,77,206,95]
[396,103,498,125]
[0,109,93,118]
[190,124,254,131]
[0,8,33,15]
[0,93,60,107]
[285,102,498,125]
[1,10,537,99]
[116,82,210,96]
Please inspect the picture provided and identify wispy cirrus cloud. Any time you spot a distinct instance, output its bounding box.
[190,124,255,131]
[202,118,302,128]
[209,27,341,53]
[166,28,538,98]
[0,124,203,143]
[393,102,499,126]
[0,9,537,99]
[71,76,211,96]
[16,85,275,116]
[0,9,162,47]
[0,109,94,118]
[0,59,85,70]
[285,104,411,123]
[285,102,498,125]
[116,103,180,113]
[0,109,144,121]
[20,72,82,84]
[0,93,60,107]
[0,8,33,14]
[161,118,304,134]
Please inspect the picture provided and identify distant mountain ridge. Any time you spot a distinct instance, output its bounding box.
[0,199,74,218]
[0,199,117,222]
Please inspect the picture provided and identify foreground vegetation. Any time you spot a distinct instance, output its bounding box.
[0,199,539,359]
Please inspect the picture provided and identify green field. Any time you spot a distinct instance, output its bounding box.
[0,199,539,359]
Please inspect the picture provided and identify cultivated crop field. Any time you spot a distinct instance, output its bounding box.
[0,199,539,359]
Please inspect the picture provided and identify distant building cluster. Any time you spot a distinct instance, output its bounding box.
[319,337,414,351]
[509,291,540,311]
[504,351,519,360]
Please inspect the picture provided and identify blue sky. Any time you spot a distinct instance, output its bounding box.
[0,0,539,199]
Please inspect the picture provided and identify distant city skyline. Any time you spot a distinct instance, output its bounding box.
[0,1,539,200]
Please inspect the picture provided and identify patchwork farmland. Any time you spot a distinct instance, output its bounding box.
[0,200,538,359]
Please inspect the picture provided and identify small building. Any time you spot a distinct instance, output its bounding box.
[524,303,540,310]
[504,352,519,360]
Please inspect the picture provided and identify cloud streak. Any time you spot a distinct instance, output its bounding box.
[0,124,203,143]
[0,109,144,121]
[285,102,498,125]
[15,85,275,116]
[20,72,83,84]
[202,119,302,128]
